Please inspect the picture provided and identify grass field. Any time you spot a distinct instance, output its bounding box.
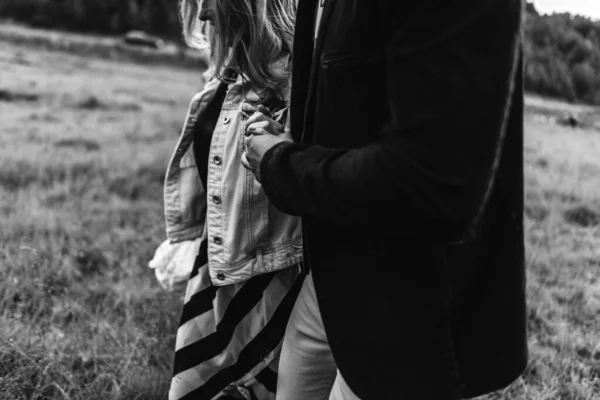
[0,38,203,399]
[1,31,599,400]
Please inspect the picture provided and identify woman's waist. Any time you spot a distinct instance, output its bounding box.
[206,236,303,285]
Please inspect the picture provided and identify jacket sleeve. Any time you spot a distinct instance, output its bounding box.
[260,0,523,239]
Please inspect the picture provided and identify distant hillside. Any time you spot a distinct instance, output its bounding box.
[525,2,600,105]
[1,0,599,105]
[0,0,181,39]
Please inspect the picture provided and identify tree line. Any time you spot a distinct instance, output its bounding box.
[525,2,600,104]
[0,0,182,39]
[1,1,599,105]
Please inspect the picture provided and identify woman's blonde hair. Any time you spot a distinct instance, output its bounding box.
[180,0,296,98]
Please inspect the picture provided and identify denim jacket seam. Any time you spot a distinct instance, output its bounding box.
[210,237,303,270]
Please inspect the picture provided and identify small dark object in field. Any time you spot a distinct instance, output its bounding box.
[122,31,165,49]
[0,89,39,103]
[576,346,593,359]
[77,95,109,110]
[534,157,549,169]
[74,249,108,277]
[563,204,600,227]
[558,113,581,128]
[11,293,22,304]
[75,95,141,112]
[525,204,549,222]
[54,138,101,152]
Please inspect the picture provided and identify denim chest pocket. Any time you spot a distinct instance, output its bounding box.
[239,106,291,253]
[233,109,267,252]
[178,146,205,226]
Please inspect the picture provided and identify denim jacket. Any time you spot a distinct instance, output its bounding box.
[163,73,303,286]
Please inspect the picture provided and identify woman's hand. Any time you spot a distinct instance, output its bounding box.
[149,238,201,291]
[242,103,284,136]
[241,103,293,182]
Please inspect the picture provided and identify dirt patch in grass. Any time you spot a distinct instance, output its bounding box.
[74,95,141,112]
[0,88,39,102]
[54,138,101,151]
[564,205,600,228]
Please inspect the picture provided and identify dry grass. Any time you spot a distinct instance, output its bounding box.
[479,99,600,400]
[0,39,204,399]
[1,29,599,400]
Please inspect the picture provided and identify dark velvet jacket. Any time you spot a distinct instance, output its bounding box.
[260,0,528,398]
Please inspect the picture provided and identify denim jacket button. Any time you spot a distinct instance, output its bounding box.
[213,156,222,165]
[214,237,223,245]
[216,273,226,281]
[212,195,221,205]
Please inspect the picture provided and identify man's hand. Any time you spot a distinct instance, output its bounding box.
[241,103,292,183]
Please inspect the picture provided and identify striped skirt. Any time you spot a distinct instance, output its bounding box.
[169,240,304,400]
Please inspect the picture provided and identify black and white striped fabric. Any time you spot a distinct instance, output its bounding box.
[169,239,304,400]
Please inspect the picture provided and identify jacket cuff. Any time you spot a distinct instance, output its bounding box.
[259,141,299,210]
[260,141,294,185]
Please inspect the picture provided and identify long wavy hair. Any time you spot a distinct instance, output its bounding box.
[180,0,296,99]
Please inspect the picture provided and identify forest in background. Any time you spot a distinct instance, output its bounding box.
[525,2,600,105]
[0,1,599,104]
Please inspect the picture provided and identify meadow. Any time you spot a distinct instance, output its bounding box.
[0,36,203,399]
[1,27,599,400]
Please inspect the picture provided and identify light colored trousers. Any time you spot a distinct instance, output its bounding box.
[276,272,361,400]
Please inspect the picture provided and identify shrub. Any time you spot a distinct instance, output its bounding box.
[525,3,600,105]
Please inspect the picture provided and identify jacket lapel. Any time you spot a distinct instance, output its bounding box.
[292,0,339,143]
[314,0,338,56]
[290,0,319,142]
